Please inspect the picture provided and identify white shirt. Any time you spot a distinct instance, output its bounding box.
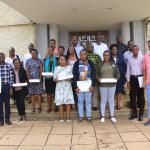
[124,50,142,63]
[93,42,108,61]
[5,55,18,67]
[75,45,84,58]
[126,54,144,82]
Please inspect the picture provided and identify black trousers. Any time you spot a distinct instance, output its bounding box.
[130,75,145,116]
[0,84,10,123]
[13,89,26,116]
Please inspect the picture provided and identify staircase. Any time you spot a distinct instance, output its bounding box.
[10,89,148,120]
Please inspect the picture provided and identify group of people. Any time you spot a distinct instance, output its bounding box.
[0,33,150,126]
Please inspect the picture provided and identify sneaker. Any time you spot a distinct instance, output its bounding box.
[59,119,64,123]
[78,117,83,122]
[111,117,117,123]
[5,120,12,125]
[144,120,150,126]
[23,116,27,121]
[87,117,92,122]
[17,116,23,122]
[66,120,71,123]
[100,117,105,123]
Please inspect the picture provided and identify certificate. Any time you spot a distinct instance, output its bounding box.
[138,76,144,88]
[13,83,27,87]
[77,80,92,92]
[29,79,40,83]
[58,75,73,81]
[42,72,53,77]
[99,78,117,83]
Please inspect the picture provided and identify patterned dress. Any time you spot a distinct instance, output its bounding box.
[54,66,74,106]
[26,58,43,95]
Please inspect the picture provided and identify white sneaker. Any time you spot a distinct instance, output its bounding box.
[111,117,117,123]
[59,119,64,123]
[100,117,105,123]
[66,120,71,123]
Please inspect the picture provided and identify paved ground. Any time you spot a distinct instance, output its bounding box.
[0,117,150,150]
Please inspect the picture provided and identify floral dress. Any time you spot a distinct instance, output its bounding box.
[54,66,74,106]
[26,58,43,95]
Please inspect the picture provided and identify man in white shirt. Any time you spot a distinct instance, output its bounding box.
[5,47,20,67]
[23,43,41,69]
[71,35,84,58]
[124,40,142,63]
[126,45,145,122]
[93,34,108,61]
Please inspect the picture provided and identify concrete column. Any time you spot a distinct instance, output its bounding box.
[36,24,48,58]
[121,22,131,44]
[59,31,70,52]
[132,21,145,53]
[108,29,120,45]
[49,24,59,47]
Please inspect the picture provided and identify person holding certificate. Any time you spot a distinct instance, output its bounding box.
[126,45,145,121]
[43,47,57,112]
[54,56,74,122]
[96,50,120,123]
[0,53,14,126]
[13,58,28,121]
[26,49,43,113]
[73,50,96,122]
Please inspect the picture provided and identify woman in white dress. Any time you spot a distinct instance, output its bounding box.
[54,56,74,122]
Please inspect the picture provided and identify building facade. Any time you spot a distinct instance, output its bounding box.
[0,1,150,58]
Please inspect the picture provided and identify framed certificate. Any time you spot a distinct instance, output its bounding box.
[138,76,144,88]
[13,83,27,87]
[29,79,40,83]
[42,72,53,77]
[99,78,117,83]
[77,80,92,92]
[58,75,73,81]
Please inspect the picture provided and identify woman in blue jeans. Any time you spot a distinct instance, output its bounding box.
[96,50,120,123]
[73,50,96,122]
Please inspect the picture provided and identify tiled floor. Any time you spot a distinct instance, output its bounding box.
[0,117,150,150]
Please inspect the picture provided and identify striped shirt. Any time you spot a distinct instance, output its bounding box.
[0,63,14,86]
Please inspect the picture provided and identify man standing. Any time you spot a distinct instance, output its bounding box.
[0,53,14,126]
[5,47,20,67]
[73,50,96,122]
[116,35,128,57]
[93,34,108,61]
[126,45,145,121]
[86,42,102,111]
[71,35,84,59]
[144,40,150,126]
[49,39,58,56]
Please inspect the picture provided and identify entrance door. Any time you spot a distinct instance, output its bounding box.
[69,31,108,46]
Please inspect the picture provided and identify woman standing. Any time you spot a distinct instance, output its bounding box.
[110,44,126,110]
[26,49,43,113]
[13,58,28,121]
[66,46,78,66]
[66,46,78,109]
[44,47,57,112]
[54,56,74,122]
[96,50,120,123]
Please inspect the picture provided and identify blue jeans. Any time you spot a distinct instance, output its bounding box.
[146,84,150,118]
[77,92,92,118]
